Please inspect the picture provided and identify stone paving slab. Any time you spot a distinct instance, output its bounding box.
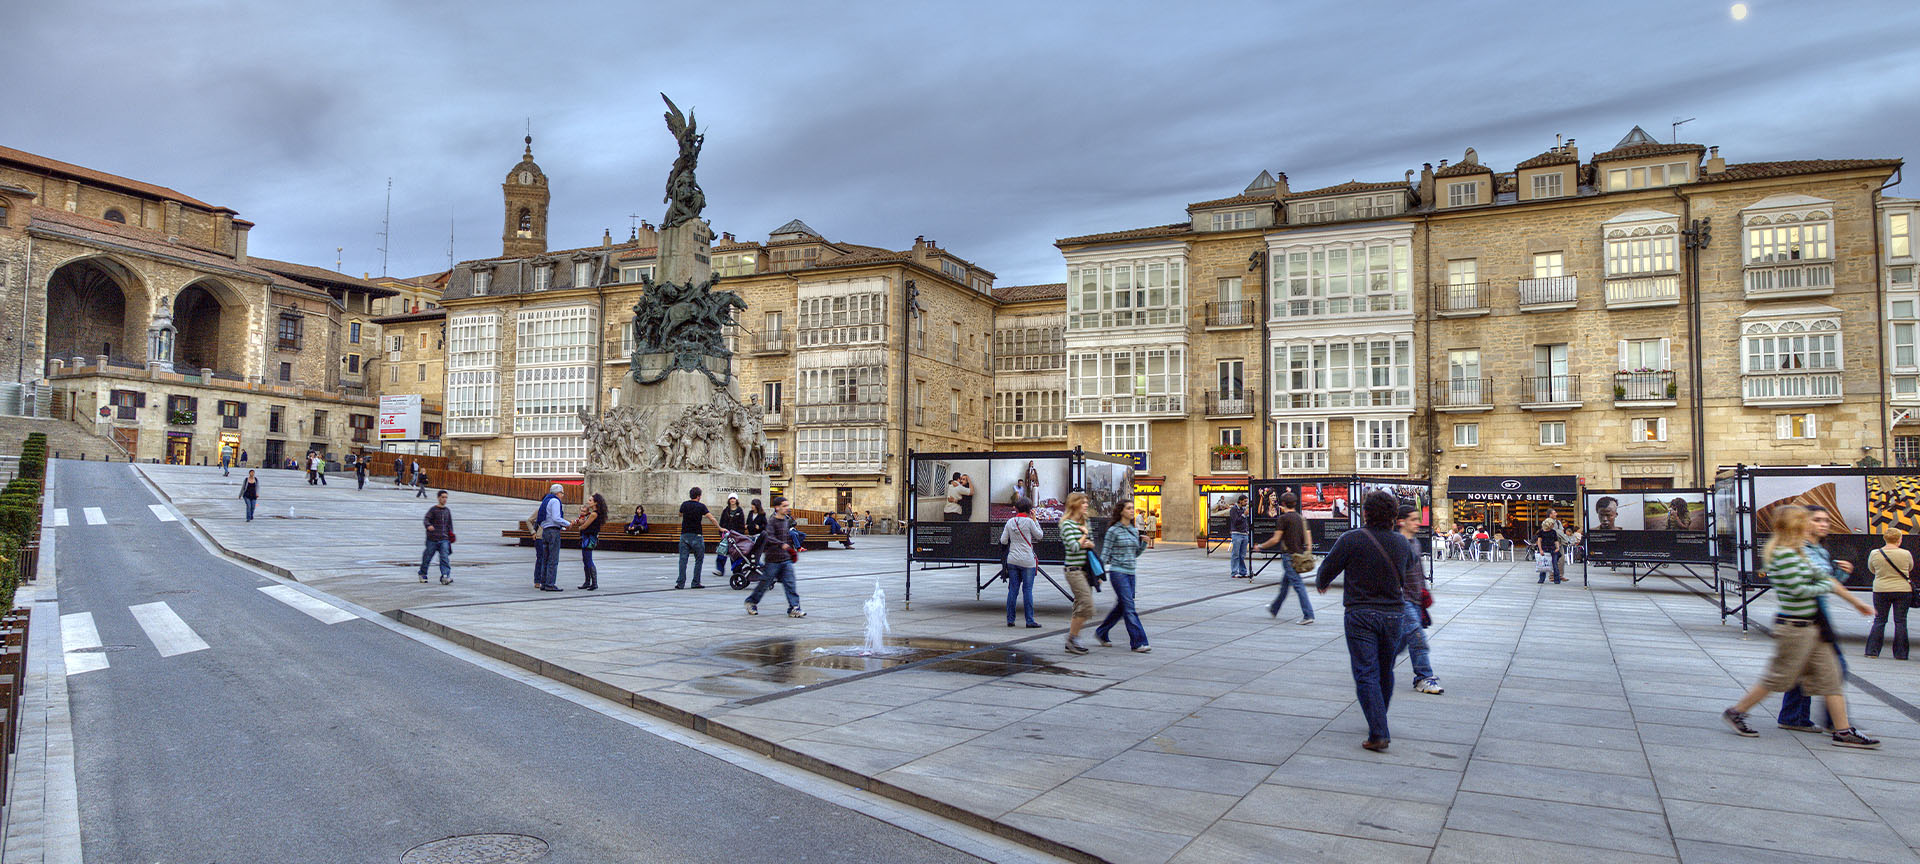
[138,463,1920,864]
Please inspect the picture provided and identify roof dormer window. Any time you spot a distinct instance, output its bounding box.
[1210,209,1255,231]
[472,268,492,295]
[1447,182,1479,207]
[103,208,126,224]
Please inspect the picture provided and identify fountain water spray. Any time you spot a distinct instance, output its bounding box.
[862,579,890,655]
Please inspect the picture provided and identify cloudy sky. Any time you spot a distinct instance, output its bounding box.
[11,1,1919,285]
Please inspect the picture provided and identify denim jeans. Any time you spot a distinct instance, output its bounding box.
[747,560,800,610]
[1344,606,1408,741]
[420,538,451,578]
[535,527,561,587]
[580,538,597,585]
[1402,601,1434,681]
[1268,554,1314,619]
[1094,570,1148,649]
[244,498,255,521]
[1229,533,1250,577]
[1005,565,1037,625]
[1867,591,1911,659]
[677,533,706,587]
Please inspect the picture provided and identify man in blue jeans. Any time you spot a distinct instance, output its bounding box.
[1227,495,1252,578]
[1316,490,1419,752]
[745,496,804,617]
[419,490,454,585]
[532,484,567,591]
[1396,504,1442,694]
[1257,492,1314,624]
[1779,506,1851,731]
[676,486,718,589]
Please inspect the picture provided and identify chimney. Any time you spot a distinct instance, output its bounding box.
[1273,172,1290,197]
[1706,145,1727,175]
[232,222,251,264]
[1419,163,1435,206]
[602,229,611,247]
[1555,132,1564,152]
[1566,138,1578,160]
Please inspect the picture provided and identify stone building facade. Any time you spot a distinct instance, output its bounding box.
[0,144,402,466]
[370,307,447,440]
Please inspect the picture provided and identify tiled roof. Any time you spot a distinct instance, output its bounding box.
[1187,192,1277,210]
[713,239,761,251]
[812,249,910,266]
[252,257,396,296]
[1286,180,1408,199]
[1592,141,1705,162]
[1434,161,1492,178]
[1516,150,1579,169]
[1056,222,1190,246]
[1693,159,1902,184]
[992,282,1066,303]
[0,145,230,212]
[25,206,268,280]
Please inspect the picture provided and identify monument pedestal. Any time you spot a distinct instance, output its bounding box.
[583,364,768,516]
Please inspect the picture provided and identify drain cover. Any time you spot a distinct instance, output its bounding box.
[401,834,548,864]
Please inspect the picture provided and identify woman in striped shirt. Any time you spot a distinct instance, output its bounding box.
[1722,505,1879,748]
[1059,492,1096,655]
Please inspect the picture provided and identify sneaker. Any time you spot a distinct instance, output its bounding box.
[1362,737,1390,752]
[1414,677,1445,695]
[788,608,806,618]
[439,576,452,585]
[1832,728,1881,749]
[745,601,758,616]
[1298,617,1315,626]
[1064,639,1089,655]
[1777,722,1826,733]
[419,574,428,583]
[1722,708,1759,737]
[1132,645,1152,653]
[1096,636,1113,647]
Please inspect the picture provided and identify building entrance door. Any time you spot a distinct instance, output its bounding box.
[834,487,853,514]
[165,433,191,465]
[1622,477,1674,491]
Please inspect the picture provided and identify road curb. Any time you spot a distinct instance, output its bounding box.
[131,466,300,582]
[386,608,1102,864]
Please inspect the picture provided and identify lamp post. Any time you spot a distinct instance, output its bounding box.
[1683,216,1711,485]
[898,279,921,522]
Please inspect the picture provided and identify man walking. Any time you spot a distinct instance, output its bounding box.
[220,445,232,477]
[532,483,567,592]
[306,451,318,485]
[314,453,327,486]
[1535,525,1564,584]
[677,486,719,589]
[1257,491,1314,624]
[1397,504,1443,694]
[393,455,405,487]
[1315,490,1420,752]
[1227,494,1252,579]
[420,490,454,585]
[745,496,804,617]
[354,456,367,490]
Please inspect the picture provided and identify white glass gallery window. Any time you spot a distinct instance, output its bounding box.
[1270,239,1411,318]
[447,314,499,370]
[1355,418,1408,472]
[516,306,594,366]
[1744,216,1832,264]
[1210,209,1255,231]
[1101,421,1149,453]
[1743,319,1840,372]
[1067,347,1186,416]
[1271,337,1413,409]
[797,427,886,471]
[1066,258,1186,330]
[445,370,498,436]
[1891,296,1919,398]
[797,292,887,346]
[513,365,593,434]
[1274,419,1328,472]
[1605,230,1678,277]
[798,366,886,404]
[514,435,586,477]
[994,389,1065,439]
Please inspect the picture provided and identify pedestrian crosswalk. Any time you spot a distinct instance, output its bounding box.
[51,504,182,526]
[60,589,359,676]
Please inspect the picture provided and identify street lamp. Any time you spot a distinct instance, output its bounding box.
[898,279,922,522]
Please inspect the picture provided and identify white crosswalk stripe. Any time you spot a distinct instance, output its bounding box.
[51,508,68,527]
[61,612,108,676]
[147,504,177,522]
[258,585,356,624]
[128,602,209,657]
[82,507,106,525]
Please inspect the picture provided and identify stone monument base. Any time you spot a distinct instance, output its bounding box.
[587,468,767,523]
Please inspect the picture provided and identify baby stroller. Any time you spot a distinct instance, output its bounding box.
[720,529,763,590]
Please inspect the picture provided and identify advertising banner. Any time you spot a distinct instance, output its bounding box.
[910,451,1100,564]
[1584,489,1713,563]
[379,394,423,440]
[1249,478,1350,553]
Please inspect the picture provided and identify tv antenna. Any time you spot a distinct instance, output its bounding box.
[1671,117,1696,143]
[447,204,455,269]
[627,213,642,239]
[376,177,392,277]
[335,246,343,272]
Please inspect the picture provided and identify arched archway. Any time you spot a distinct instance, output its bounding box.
[174,279,247,375]
[44,256,146,364]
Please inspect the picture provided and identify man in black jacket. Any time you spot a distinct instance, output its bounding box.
[1316,490,1419,752]
[419,490,454,585]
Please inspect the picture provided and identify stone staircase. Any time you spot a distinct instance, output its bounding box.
[0,415,126,462]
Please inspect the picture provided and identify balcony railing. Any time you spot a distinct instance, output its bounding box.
[1517,275,1578,309]
[1433,378,1493,410]
[1742,370,1843,405]
[1613,371,1676,403]
[751,330,791,354]
[995,353,1066,373]
[1275,451,1330,472]
[1605,274,1680,307]
[1204,388,1255,417]
[351,429,371,443]
[764,454,785,474]
[948,411,960,433]
[1745,261,1835,296]
[1436,282,1491,315]
[762,407,788,430]
[994,421,1067,440]
[1210,452,1248,473]
[1519,374,1581,407]
[222,415,241,429]
[1067,394,1184,416]
[1205,300,1258,328]
[1066,308,1185,331]
[796,401,887,424]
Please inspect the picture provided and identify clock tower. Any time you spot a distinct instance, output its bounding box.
[501,134,549,258]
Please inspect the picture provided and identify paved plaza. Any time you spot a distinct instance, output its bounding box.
[141,463,1920,864]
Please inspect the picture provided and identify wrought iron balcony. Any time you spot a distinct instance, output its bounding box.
[1435,282,1491,316]
[1605,274,1679,307]
[1742,370,1842,405]
[1517,276,1578,309]
[1205,300,1258,329]
[1745,260,1835,297]
[1613,371,1676,404]
[751,330,791,355]
[1210,452,1248,473]
[1519,374,1581,408]
[762,407,788,429]
[1204,388,1256,417]
[1433,378,1493,411]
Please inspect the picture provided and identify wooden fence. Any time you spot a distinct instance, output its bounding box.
[364,453,580,505]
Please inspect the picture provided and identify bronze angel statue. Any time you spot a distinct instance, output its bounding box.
[660,93,706,229]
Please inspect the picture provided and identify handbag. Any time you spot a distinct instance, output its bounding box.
[1289,551,1316,575]
[1085,551,1106,590]
[447,531,457,544]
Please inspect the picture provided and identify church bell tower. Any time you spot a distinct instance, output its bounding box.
[502,134,549,257]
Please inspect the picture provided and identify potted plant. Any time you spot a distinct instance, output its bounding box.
[167,409,196,425]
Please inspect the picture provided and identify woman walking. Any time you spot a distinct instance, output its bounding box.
[1094,499,1150,653]
[570,492,607,590]
[1721,505,1879,748]
[715,494,746,582]
[746,498,768,538]
[239,470,259,522]
[1001,496,1043,629]
[1059,492,1095,654]
[1865,528,1913,660]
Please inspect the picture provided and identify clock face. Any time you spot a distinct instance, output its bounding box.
[519,171,533,185]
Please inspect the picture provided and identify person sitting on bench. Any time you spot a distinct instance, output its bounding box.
[824,512,854,548]
[624,504,648,535]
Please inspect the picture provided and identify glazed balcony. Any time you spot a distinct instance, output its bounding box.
[1742,370,1842,406]
[1605,274,1680,308]
[1745,260,1834,298]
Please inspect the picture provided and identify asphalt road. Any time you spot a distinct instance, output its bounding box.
[51,459,985,863]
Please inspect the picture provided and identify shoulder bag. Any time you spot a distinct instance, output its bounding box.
[1878,548,1918,603]
[1356,528,1408,601]
[1290,551,1317,575]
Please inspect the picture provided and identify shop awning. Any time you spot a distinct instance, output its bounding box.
[1446,475,1578,500]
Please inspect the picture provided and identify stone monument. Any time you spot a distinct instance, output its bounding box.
[584,95,769,513]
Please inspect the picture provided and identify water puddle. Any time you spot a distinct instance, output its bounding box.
[700,635,1082,695]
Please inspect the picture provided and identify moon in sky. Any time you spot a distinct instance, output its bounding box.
[1731,3,1749,19]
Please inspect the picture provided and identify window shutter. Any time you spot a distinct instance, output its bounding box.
[1659,339,1671,371]
[1630,418,1644,440]
[238,402,248,417]
[136,392,147,408]
[1776,414,1791,439]
[1806,413,1818,438]
[189,397,199,412]
[1618,340,1628,369]
[1657,418,1668,442]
